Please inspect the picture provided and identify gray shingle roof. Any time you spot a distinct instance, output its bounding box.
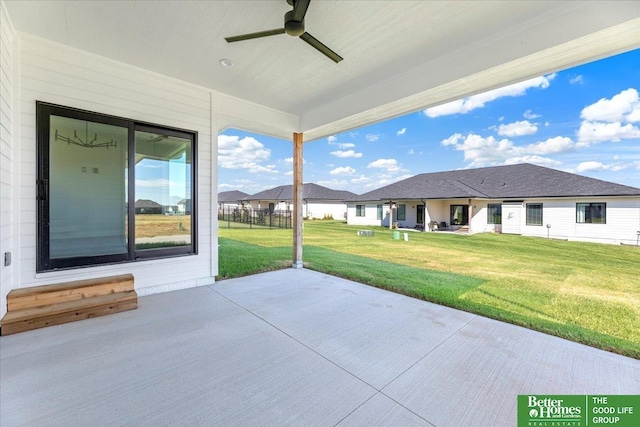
[135,199,163,208]
[218,190,249,202]
[245,183,356,202]
[349,163,640,201]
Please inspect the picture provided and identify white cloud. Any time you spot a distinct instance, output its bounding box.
[580,88,639,123]
[317,179,348,188]
[577,121,640,145]
[441,133,574,168]
[366,133,380,142]
[367,158,403,173]
[496,120,538,137]
[351,175,372,185]
[576,161,609,173]
[407,149,415,155]
[576,89,640,145]
[524,136,575,155]
[330,150,363,158]
[569,75,584,85]
[498,116,505,122]
[423,74,555,118]
[523,109,541,120]
[397,128,407,135]
[327,137,356,149]
[330,166,356,175]
[504,156,561,167]
[135,179,182,188]
[218,134,278,173]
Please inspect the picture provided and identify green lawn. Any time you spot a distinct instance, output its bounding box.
[217,221,640,358]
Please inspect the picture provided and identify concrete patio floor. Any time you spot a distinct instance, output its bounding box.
[1,268,639,426]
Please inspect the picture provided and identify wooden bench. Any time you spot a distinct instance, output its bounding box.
[0,274,137,335]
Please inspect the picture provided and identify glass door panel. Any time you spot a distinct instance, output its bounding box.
[134,130,192,250]
[49,115,128,258]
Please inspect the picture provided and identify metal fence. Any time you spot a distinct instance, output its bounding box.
[218,206,292,229]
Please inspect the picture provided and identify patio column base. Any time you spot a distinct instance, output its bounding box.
[292,261,303,269]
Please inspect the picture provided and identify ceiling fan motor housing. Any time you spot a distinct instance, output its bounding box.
[284,10,304,36]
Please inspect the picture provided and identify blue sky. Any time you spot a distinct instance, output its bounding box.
[218,49,640,195]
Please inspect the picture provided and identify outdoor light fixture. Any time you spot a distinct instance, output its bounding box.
[219,59,234,67]
[546,224,551,239]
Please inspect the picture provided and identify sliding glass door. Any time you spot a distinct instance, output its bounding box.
[37,102,197,272]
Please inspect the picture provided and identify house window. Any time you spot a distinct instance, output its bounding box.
[526,203,543,226]
[356,205,365,217]
[450,205,469,225]
[576,203,606,224]
[377,205,383,220]
[397,204,406,221]
[487,203,502,224]
[36,102,197,272]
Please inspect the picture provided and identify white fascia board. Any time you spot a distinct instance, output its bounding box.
[215,92,299,141]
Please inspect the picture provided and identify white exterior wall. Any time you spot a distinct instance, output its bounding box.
[13,34,214,298]
[0,29,298,318]
[471,201,501,233]
[0,1,15,319]
[348,197,640,244]
[305,201,347,220]
[347,203,381,227]
[519,197,640,244]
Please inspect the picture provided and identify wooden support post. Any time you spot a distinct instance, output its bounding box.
[292,132,304,269]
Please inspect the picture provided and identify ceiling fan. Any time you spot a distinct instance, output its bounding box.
[224,0,343,63]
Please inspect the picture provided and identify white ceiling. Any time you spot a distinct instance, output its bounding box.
[4,1,640,140]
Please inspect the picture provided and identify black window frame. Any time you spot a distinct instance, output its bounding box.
[526,203,543,226]
[487,203,502,225]
[356,205,365,217]
[576,202,607,224]
[36,101,197,272]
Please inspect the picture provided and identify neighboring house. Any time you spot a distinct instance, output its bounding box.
[177,199,192,215]
[347,163,640,245]
[134,199,163,215]
[244,183,356,220]
[218,190,250,210]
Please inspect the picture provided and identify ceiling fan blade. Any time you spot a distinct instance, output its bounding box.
[300,32,343,63]
[225,28,285,43]
[291,0,311,23]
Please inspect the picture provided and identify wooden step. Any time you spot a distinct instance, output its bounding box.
[1,291,137,335]
[7,274,134,311]
[1,274,137,336]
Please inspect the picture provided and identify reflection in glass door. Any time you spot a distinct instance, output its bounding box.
[134,129,192,251]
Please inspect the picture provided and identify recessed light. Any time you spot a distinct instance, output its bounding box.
[219,59,234,67]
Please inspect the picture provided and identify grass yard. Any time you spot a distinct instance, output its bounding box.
[136,214,191,238]
[218,221,640,358]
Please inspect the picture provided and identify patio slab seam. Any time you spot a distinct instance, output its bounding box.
[207,283,381,390]
[207,281,461,427]
[334,390,437,427]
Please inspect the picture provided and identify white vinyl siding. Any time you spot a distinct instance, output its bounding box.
[15,35,215,296]
[0,2,15,318]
